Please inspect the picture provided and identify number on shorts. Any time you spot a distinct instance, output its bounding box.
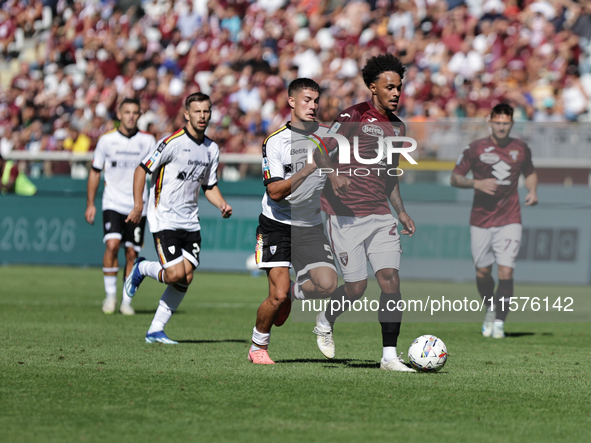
[504,239,520,253]
[324,244,334,260]
[134,227,141,244]
[192,243,200,257]
[389,224,398,236]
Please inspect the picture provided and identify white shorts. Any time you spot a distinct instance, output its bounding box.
[327,213,401,282]
[470,223,522,269]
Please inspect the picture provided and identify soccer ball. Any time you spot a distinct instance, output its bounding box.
[408,335,448,372]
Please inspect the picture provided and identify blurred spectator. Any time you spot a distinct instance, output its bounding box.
[0,0,590,183]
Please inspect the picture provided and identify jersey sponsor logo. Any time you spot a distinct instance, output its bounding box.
[177,171,187,180]
[367,117,378,122]
[492,160,511,184]
[168,246,176,254]
[263,157,271,180]
[145,150,161,169]
[480,153,500,164]
[270,245,277,255]
[188,159,209,167]
[509,150,519,161]
[291,147,309,155]
[340,113,351,118]
[362,124,384,137]
[339,252,348,267]
[484,146,495,152]
[328,122,341,134]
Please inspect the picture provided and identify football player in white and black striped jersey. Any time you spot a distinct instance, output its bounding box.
[125,93,232,344]
[85,98,156,315]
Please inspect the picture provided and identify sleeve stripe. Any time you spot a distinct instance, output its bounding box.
[262,126,287,147]
[163,128,185,144]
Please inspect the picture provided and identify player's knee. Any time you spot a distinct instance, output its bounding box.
[346,280,367,300]
[498,266,513,280]
[476,268,492,280]
[164,267,186,285]
[377,269,400,293]
[105,240,119,256]
[312,273,338,297]
[269,287,289,306]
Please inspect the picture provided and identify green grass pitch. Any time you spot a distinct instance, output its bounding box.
[1,265,590,443]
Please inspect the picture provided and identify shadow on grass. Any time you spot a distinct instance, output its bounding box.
[505,332,536,337]
[176,339,249,344]
[276,358,381,369]
[132,310,157,315]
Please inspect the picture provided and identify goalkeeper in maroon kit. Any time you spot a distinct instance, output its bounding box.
[451,104,538,338]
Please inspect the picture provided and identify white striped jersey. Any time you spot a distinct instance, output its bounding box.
[140,127,219,233]
[261,122,330,227]
[92,128,155,216]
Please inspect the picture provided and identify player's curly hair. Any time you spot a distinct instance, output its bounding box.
[361,53,406,87]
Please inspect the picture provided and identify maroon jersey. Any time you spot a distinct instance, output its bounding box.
[320,101,405,217]
[453,136,535,228]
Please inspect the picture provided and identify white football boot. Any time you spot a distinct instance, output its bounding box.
[492,320,505,339]
[102,296,117,315]
[313,313,335,359]
[380,354,416,372]
[481,308,495,337]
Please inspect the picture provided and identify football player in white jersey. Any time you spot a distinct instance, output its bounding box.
[85,98,156,315]
[124,93,232,344]
[248,78,339,364]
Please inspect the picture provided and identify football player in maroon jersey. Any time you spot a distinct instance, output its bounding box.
[313,53,417,372]
[451,104,538,338]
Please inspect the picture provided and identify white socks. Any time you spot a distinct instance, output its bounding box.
[148,285,186,333]
[139,260,164,281]
[103,273,117,299]
[250,327,270,351]
[317,311,332,330]
[382,346,398,362]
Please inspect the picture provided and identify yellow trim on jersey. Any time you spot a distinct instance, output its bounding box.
[163,128,186,145]
[263,126,287,146]
[154,166,165,208]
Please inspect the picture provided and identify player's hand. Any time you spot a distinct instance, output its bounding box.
[125,207,142,225]
[398,212,415,237]
[301,158,317,176]
[85,205,96,225]
[474,178,498,196]
[221,203,232,218]
[525,191,538,206]
[329,174,350,196]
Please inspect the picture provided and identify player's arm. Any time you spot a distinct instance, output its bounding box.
[388,178,415,237]
[85,168,101,224]
[313,147,349,196]
[450,146,497,195]
[266,161,317,201]
[524,172,538,206]
[125,165,146,225]
[203,184,232,218]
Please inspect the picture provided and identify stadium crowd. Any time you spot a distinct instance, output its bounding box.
[1,0,591,177]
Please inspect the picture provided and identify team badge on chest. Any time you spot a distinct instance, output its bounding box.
[509,150,519,162]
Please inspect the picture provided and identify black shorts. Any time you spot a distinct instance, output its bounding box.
[153,230,201,269]
[103,210,146,251]
[255,214,336,282]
